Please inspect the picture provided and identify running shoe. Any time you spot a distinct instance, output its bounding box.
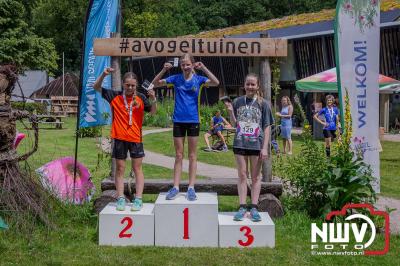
[233,207,247,221]
[166,187,179,200]
[116,196,126,211]
[250,207,262,222]
[186,187,197,201]
[131,198,143,211]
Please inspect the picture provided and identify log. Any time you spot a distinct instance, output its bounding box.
[258,193,284,218]
[93,190,130,213]
[101,178,283,198]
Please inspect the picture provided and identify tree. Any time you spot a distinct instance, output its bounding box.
[31,0,87,74]
[0,0,58,74]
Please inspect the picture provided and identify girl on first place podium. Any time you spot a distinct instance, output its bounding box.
[152,53,219,201]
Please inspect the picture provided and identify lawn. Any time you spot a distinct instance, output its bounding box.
[143,130,400,199]
[1,117,399,265]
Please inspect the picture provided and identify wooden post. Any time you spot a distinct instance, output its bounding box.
[259,33,273,182]
[110,32,121,181]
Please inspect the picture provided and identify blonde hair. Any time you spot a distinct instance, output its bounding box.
[180,53,195,64]
[326,94,335,102]
[281,96,292,106]
[245,73,264,104]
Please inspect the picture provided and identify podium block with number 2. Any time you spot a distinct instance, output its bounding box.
[218,212,275,248]
[99,203,155,246]
[155,192,218,247]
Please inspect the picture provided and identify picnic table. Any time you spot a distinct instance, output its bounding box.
[212,127,236,145]
[35,114,66,129]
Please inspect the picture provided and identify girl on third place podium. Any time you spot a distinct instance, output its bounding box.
[93,68,157,211]
[313,94,341,157]
[152,53,219,201]
[224,73,274,222]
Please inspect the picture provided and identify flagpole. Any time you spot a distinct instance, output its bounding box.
[73,0,95,203]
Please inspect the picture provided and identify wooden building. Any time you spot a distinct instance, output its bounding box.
[130,1,400,130]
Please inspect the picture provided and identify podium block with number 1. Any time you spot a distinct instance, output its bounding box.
[155,192,218,247]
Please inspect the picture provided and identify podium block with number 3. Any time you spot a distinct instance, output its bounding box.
[218,212,275,248]
[99,203,155,246]
[155,192,218,247]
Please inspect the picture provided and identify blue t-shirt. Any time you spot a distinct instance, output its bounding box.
[165,74,208,123]
[318,106,339,130]
[212,116,224,131]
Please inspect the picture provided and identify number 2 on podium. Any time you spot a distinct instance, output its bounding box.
[119,217,133,238]
[183,207,189,240]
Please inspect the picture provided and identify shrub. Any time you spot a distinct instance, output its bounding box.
[11,102,47,114]
[275,91,376,218]
[76,126,102,138]
[143,99,173,128]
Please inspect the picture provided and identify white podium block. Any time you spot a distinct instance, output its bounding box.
[155,192,218,247]
[218,212,275,248]
[99,203,154,246]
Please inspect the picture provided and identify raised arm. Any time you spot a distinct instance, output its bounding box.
[152,63,172,88]
[194,62,219,87]
[224,102,236,127]
[93,67,114,92]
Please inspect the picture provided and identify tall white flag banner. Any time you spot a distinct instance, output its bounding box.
[335,0,381,192]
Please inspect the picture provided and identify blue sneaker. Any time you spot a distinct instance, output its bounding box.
[131,198,143,211]
[186,187,197,201]
[250,207,262,222]
[166,187,179,200]
[116,196,126,211]
[233,207,247,221]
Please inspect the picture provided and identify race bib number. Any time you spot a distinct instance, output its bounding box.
[239,122,259,137]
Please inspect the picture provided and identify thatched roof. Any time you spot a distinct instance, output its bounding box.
[31,73,79,98]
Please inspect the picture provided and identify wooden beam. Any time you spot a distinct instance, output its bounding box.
[94,38,287,57]
[101,178,283,197]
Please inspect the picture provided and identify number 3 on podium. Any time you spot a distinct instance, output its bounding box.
[119,217,133,238]
[238,226,254,247]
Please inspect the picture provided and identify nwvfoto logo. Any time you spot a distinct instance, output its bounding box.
[311,204,390,256]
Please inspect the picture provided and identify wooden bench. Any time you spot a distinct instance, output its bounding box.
[38,121,64,129]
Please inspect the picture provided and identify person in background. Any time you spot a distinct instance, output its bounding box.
[203,110,231,152]
[313,94,341,157]
[276,96,293,155]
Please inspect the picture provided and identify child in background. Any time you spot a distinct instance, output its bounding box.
[313,94,341,157]
[204,110,231,152]
[152,53,219,201]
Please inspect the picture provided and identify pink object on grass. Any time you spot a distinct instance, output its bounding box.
[36,157,95,204]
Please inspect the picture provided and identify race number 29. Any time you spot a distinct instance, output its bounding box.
[119,217,133,238]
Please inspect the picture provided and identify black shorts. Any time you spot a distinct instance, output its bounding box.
[323,129,337,139]
[173,123,200,137]
[112,139,145,160]
[233,148,260,156]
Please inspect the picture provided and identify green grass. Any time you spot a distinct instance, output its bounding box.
[2,117,399,265]
[1,195,399,265]
[143,131,400,199]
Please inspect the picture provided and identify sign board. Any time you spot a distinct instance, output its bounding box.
[94,38,287,57]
